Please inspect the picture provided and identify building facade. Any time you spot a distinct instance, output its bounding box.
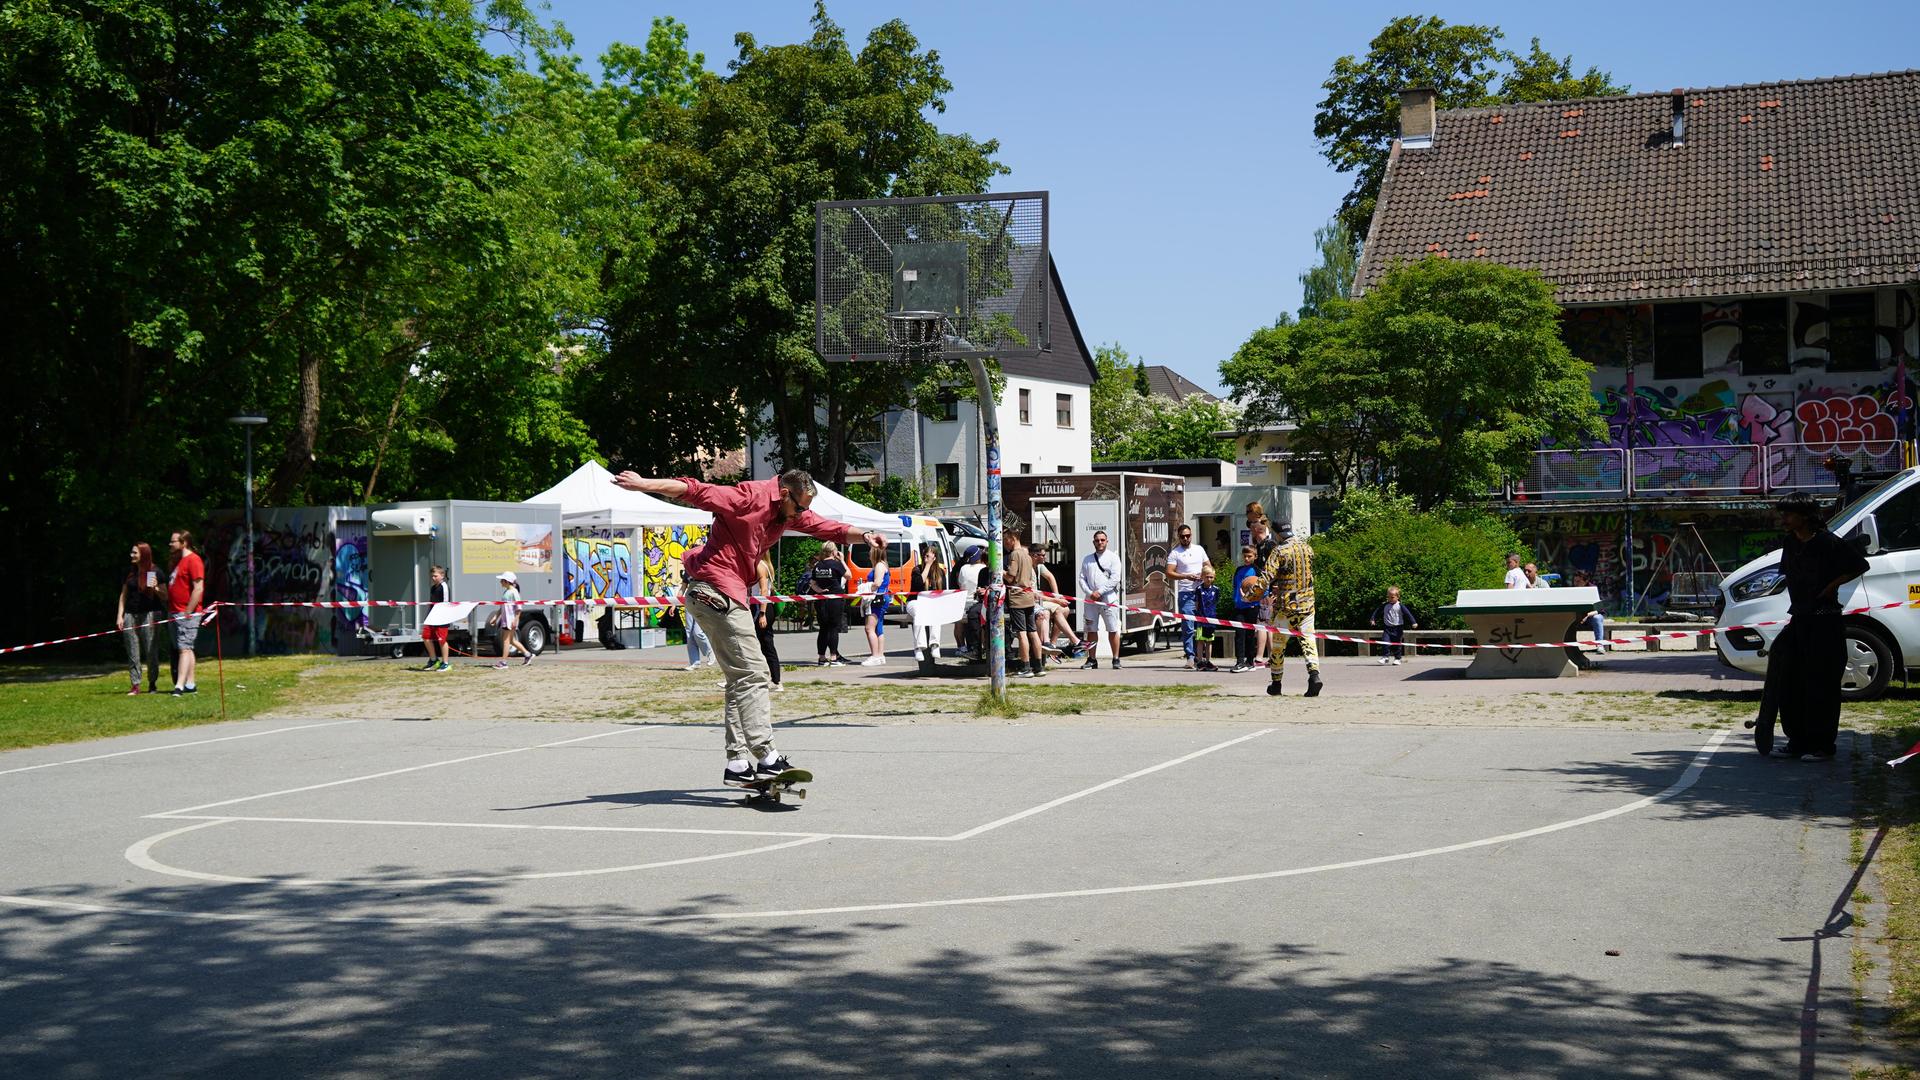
[1356,72,1920,612]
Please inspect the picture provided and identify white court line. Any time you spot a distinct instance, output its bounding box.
[154,813,949,843]
[944,727,1276,840]
[124,818,828,885]
[146,725,658,818]
[0,720,365,777]
[0,729,1736,924]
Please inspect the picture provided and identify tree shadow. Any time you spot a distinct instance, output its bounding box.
[0,871,1818,1079]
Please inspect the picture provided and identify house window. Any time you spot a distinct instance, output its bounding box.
[1827,292,1879,372]
[933,463,959,499]
[1058,465,1073,473]
[1652,302,1703,380]
[1056,393,1073,428]
[1020,463,1032,474]
[932,393,959,422]
[1739,298,1789,375]
[1018,389,1031,425]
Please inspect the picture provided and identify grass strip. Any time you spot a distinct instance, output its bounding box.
[0,657,324,752]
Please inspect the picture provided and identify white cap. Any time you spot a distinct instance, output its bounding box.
[497,570,519,585]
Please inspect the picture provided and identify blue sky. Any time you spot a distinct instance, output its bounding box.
[537,1,1913,395]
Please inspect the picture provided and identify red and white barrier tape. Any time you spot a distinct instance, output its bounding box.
[13,589,1920,661]
[1035,591,1920,654]
[0,604,221,657]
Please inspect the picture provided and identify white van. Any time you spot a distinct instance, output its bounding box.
[1715,466,1920,700]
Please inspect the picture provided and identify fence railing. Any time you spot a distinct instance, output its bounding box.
[1507,440,1912,500]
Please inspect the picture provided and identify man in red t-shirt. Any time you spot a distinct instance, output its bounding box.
[614,467,885,785]
[166,529,206,695]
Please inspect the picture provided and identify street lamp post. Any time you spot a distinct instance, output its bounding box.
[227,415,269,657]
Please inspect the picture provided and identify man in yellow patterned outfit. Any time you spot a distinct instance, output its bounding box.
[1244,519,1323,698]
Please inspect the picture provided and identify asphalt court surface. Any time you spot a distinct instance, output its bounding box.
[0,713,1870,1077]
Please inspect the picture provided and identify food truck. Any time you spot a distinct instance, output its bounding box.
[357,499,565,658]
[999,471,1185,655]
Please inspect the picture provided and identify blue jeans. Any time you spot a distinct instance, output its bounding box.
[1178,590,1199,658]
[1583,612,1607,651]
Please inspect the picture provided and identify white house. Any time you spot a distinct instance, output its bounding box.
[748,258,1097,504]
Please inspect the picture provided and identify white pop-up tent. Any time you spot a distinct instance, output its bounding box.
[524,461,713,528]
[801,482,906,534]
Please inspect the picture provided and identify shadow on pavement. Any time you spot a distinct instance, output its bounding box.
[0,873,1800,1079]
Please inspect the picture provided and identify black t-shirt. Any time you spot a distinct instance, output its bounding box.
[910,566,927,595]
[430,581,447,603]
[123,569,166,614]
[1781,529,1869,616]
[807,559,847,595]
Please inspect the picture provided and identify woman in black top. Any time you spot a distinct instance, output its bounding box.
[808,541,850,665]
[116,541,167,694]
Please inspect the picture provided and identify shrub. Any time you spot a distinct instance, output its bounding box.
[1311,506,1520,630]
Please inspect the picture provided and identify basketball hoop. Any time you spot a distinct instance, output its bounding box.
[885,310,950,360]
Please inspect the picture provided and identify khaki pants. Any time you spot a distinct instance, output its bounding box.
[1269,609,1319,682]
[687,582,775,762]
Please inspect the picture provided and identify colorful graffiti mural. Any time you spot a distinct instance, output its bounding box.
[1525,508,1778,616]
[563,528,637,602]
[203,507,364,654]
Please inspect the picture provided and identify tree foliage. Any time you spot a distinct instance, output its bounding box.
[1297,217,1357,319]
[1221,258,1604,511]
[580,4,1005,485]
[1090,343,1239,463]
[1310,497,1522,630]
[1314,16,1626,241]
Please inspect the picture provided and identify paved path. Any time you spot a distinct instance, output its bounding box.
[0,692,1870,1078]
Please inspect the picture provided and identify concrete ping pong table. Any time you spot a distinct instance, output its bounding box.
[1438,587,1601,678]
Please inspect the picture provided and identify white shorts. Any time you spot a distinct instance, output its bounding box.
[1081,604,1122,632]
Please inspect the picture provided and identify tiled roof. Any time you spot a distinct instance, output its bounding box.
[1354,70,1920,305]
[1001,257,1097,386]
[1143,365,1219,402]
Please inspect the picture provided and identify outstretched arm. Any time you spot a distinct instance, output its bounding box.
[611,472,688,500]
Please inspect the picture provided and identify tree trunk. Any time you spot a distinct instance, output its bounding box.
[265,348,322,503]
[362,365,411,503]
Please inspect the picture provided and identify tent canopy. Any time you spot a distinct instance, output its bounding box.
[800,482,906,534]
[524,461,713,528]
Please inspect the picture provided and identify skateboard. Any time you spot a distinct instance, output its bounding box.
[725,768,813,805]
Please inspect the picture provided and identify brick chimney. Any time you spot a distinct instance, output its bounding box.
[1400,87,1437,149]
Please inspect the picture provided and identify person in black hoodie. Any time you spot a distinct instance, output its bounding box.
[1369,586,1420,666]
[1763,492,1870,762]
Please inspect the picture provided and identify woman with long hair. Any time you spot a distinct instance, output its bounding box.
[116,542,166,694]
[751,554,783,691]
[909,545,949,661]
[860,541,891,665]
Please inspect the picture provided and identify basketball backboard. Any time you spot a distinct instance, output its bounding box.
[815,191,1048,362]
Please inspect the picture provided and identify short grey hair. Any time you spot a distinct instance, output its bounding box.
[778,468,816,498]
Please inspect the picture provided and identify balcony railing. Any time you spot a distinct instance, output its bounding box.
[1507,441,1911,501]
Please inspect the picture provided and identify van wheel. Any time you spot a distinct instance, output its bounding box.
[389,643,408,660]
[1841,623,1893,702]
[519,617,549,656]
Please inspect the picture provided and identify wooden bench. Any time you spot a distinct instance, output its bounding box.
[1437,587,1601,678]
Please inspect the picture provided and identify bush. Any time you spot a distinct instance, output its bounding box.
[1311,506,1520,630]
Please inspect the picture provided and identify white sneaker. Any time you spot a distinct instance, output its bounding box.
[913,649,925,662]
[1377,656,1390,665]
[683,662,702,671]
[1391,658,1403,665]
[861,655,886,666]
[772,683,786,693]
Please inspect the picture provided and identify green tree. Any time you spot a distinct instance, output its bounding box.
[1311,500,1521,630]
[1090,343,1151,460]
[1221,258,1604,510]
[584,5,1005,484]
[0,0,580,637]
[1313,16,1626,241]
[1105,396,1242,463]
[1297,217,1357,319]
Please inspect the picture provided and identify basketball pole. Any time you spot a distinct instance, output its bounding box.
[967,356,1008,700]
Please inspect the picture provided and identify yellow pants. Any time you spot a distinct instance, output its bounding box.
[1269,610,1319,681]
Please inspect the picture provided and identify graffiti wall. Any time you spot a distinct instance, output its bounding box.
[203,506,367,654]
[1522,507,1778,616]
[641,525,708,595]
[1559,286,1920,488]
[563,528,637,602]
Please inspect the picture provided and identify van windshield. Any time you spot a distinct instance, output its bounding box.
[1827,467,1920,533]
